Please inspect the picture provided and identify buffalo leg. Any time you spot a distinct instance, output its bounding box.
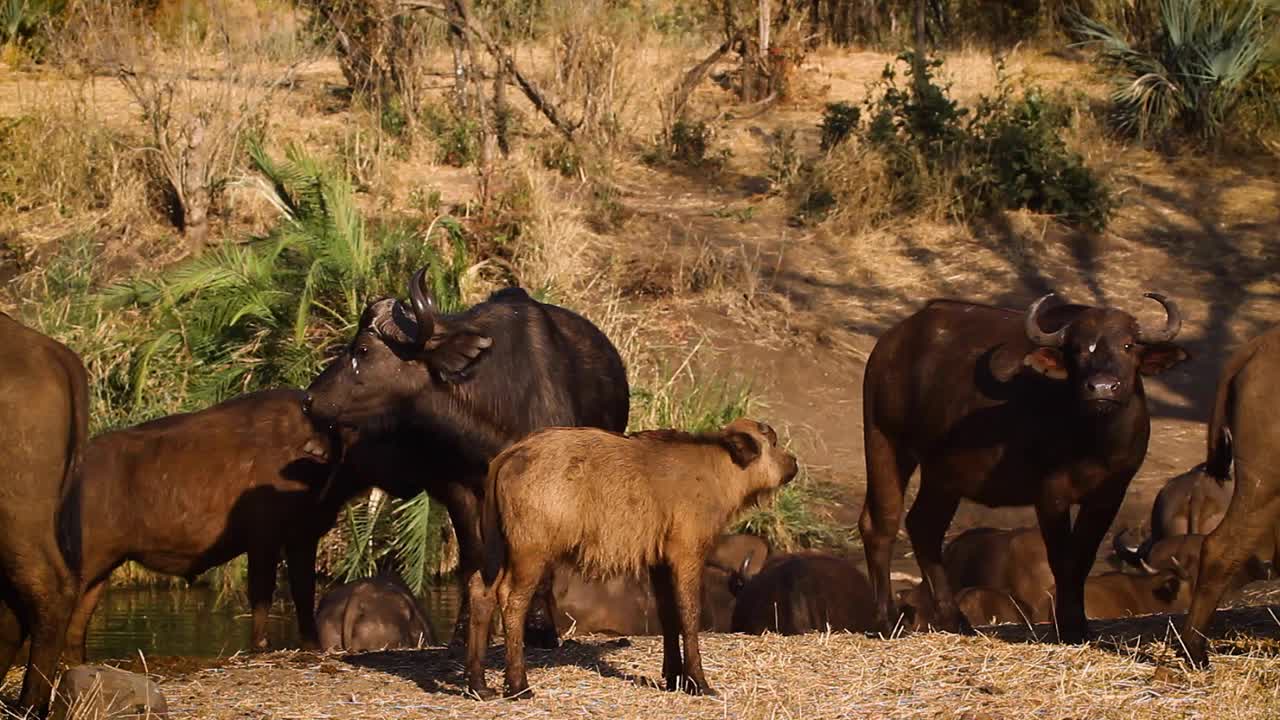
[649,564,683,690]
[11,548,76,713]
[670,559,715,696]
[904,475,966,633]
[444,483,484,651]
[285,539,321,650]
[64,578,108,665]
[499,558,544,700]
[1063,486,1130,641]
[1181,461,1280,668]
[523,574,561,650]
[464,572,498,699]
[247,548,279,651]
[859,425,918,634]
[0,602,24,682]
[1037,496,1085,643]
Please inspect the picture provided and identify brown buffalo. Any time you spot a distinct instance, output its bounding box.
[551,534,770,636]
[304,269,630,649]
[467,420,797,699]
[955,587,1028,626]
[0,313,90,714]
[941,527,1055,621]
[1112,464,1232,568]
[1078,568,1190,619]
[1116,533,1272,591]
[730,552,877,635]
[860,293,1187,642]
[899,585,1032,629]
[62,389,370,662]
[1181,328,1280,667]
[316,574,434,652]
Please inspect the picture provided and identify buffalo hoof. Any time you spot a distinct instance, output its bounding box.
[1179,643,1211,671]
[1057,626,1091,644]
[505,686,534,701]
[468,685,498,701]
[525,623,560,650]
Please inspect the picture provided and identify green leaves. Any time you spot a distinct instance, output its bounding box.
[1074,0,1275,144]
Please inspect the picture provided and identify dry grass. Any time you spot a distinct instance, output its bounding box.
[114,610,1280,719]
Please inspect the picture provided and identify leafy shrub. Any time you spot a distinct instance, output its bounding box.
[1073,0,1276,145]
[819,101,862,151]
[422,102,482,167]
[800,52,1112,231]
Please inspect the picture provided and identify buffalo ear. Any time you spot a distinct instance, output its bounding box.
[1139,343,1189,376]
[1023,348,1068,380]
[722,431,762,468]
[422,332,493,383]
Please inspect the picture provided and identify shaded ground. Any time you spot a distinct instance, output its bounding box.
[144,611,1280,719]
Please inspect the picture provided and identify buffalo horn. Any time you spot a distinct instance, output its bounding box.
[408,267,437,348]
[1024,293,1067,348]
[1135,292,1181,344]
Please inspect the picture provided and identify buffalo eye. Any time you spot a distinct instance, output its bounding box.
[1123,343,1134,352]
[356,345,370,356]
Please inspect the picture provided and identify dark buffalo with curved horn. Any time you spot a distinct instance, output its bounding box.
[304,268,629,647]
[860,292,1188,643]
[0,313,89,715]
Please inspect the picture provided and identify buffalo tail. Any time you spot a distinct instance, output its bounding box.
[56,350,89,578]
[480,455,508,586]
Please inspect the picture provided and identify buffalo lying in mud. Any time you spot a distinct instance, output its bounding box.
[552,533,770,636]
[63,389,370,661]
[304,269,629,648]
[1180,327,1280,668]
[0,313,90,715]
[730,551,878,635]
[317,574,435,652]
[860,293,1187,642]
[468,420,797,699]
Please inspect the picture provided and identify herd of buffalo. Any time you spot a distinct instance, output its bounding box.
[2,264,1280,710]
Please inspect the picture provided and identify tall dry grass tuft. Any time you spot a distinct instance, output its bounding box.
[0,95,151,247]
[62,0,315,256]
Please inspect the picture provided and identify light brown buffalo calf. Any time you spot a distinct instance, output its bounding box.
[466,419,798,699]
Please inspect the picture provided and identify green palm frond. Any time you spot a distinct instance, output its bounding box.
[1074,0,1274,143]
[389,493,441,596]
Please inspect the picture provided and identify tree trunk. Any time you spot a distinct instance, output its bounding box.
[912,0,927,95]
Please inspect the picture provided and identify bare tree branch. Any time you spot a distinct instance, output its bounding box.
[399,0,582,140]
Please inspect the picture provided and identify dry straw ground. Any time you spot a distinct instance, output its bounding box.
[150,612,1280,719]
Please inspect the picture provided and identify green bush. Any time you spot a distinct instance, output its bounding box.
[422,102,482,167]
[805,52,1112,231]
[819,101,862,151]
[1073,0,1276,145]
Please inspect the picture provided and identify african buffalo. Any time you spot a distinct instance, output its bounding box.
[62,389,368,662]
[902,584,1031,628]
[316,574,434,652]
[730,551,877,635]
[1115,532,1273,592]
[468,420,796,699]
[304,268,629,648]
[1113,464,1232,567]
[0,313,89,714]
[551,534,769,635]
[1181,328,1280,667]
[1079,567,1190,619]
[941,527,1055,621]
[860,293,1188,642]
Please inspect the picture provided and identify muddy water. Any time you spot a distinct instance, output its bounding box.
[85,583,462,661]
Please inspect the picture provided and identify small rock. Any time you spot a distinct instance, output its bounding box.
[52,665,168,720]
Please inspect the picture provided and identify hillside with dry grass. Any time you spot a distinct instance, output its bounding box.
[2,0,1279,715]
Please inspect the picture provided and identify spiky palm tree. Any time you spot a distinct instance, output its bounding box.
[1073,0,1276,144]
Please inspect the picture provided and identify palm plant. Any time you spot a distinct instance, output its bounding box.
[1073,0,1277,144]
[86,140,472,595]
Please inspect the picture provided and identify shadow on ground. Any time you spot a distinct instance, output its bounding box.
[342,637,645,698]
